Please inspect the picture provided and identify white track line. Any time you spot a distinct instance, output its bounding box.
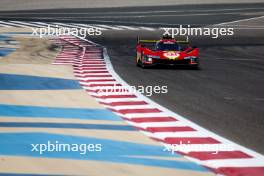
[216,15,264,26]
[193,158,264,168]
[138,27,156,31]
[9,21,43,28]
[94,24,124,30]
[0,21,23,27]
[116,25,140,30]
[0,22,12,27]
[71,23,108,30]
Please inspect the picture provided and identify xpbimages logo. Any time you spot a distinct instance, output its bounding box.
[31,25,102,39]
[96,84,168,97]
[162,25,234,39]
[163,142,234,154]
[31,141,102,155]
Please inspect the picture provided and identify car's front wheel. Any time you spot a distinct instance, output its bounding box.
[136,57,141,67]
[139,57,149,69]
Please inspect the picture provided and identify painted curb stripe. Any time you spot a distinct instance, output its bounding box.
[145,126,196,133]
[186,151,252,160]
[125,117,177,123]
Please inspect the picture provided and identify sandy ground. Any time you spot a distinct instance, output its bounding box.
[0,0,263,11]
[1,37,58,64]
[0,156,212,176]
[0,28,77,79]
[0,64,77,79]
[0,90,103,108]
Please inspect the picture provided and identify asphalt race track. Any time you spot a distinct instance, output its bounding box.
[0,3,264,27]
[92,28,264,155]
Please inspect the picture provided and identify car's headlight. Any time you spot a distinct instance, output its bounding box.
[184,56,198,63]
[184,56,196,60]
[144,56,152,62]
[147,57,152,62]
[184,56,192,60]
[147,55,160,59]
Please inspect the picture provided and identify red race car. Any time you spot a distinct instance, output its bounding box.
[136,35,199,68]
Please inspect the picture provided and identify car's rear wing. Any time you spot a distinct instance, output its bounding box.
[137,37,189,44]
[137,39,158,43]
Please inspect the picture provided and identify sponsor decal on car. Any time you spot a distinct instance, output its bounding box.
[163,51,180,60]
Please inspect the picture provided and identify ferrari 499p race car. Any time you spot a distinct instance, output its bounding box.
[136,35,199,68]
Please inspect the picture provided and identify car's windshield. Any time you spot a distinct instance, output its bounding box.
[156,42,180,51]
